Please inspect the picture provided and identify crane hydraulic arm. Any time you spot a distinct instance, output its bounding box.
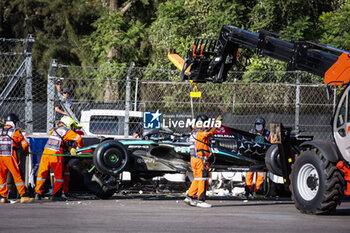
[168,25,350,84]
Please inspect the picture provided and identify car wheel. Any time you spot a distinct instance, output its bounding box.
[290,148,344,214]
[265,144,300,177]
[265,145,282,176]
[93,140,129,176]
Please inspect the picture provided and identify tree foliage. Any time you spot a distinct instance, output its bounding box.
[148,0,253,68]
[0,0,102,70]
[319,1,350,51]
[82,0,160,67]
[0,0,349,75]
[83,10,146,67]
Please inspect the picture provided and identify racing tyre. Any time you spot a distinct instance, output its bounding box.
[83,172,117,199]
[93,140,129,176]
[265,145,300,177]
[265,145,282,176]
[290,148,344,214]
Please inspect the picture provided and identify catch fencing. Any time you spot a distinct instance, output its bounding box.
[47,61,336,140]
[0,35,336,140]
[0,35,34,133]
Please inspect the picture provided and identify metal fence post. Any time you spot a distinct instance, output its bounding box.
[47,59,57,132]
[124,62,135,138]
[333,88,337,114]
[190,97,194,119]
[134,77,139,111]
[295,72,301,134]
[24,34,34,134]
[232,79,236,113]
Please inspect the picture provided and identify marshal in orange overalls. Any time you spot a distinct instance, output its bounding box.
[0,124,29,199]
[245,172,265,193]
[35,124,83,197]
[246,125,270,194]
[187,127,216,202]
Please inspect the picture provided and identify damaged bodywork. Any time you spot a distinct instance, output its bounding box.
[74,125,309,198]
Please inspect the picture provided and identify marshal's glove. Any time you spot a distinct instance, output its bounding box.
[68,147,77,156]
[216,115,223,122]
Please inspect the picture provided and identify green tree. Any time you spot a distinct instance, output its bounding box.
[83,0,161,67]
[148,0,253,68]
[245,0,335,73]
[83,10,146,66]
[0,0,103,70]
[248,0,332,39]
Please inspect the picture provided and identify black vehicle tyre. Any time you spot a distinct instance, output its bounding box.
[85,182,117,199]
[265,145,282,176]
[290,148,344,214]
[265,145,300,177]
[93,140,129,176]
[83,172,117,199]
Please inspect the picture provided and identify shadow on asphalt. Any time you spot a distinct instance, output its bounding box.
[35,193,350,216]
[331,208,350,216]
[49,193,350,215]
[212,201,294,208]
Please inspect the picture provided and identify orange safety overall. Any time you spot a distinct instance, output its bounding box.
[0,125,29,198]
[62,139,79,195]
[35,124,83,196]
[63,164,70,194]
[246,128,270,193]
[245,172,265,193]
[188,127,216,201]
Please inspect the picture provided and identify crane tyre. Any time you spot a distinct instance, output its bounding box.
[290,148,344,214]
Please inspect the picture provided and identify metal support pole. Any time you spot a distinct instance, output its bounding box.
[124,62,135,138]
[134,77,139,111]
[190,98,194,120]
[295,72,301,135]
[333,88,337,114]
[0,61,25,106]
[47,59,57,132]
[24,34,34,134]
[232,82,236,113]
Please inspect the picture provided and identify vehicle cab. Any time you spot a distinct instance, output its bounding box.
[80,109,143,139]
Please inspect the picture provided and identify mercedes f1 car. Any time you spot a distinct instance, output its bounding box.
[73,125,311,199]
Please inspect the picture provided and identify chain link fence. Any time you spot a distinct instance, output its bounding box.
[0,35,34,133]
[0,34,336,140]
[47,62,335,140]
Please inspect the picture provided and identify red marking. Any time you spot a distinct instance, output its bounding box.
[81,149,94,153]
[192,45,203,58]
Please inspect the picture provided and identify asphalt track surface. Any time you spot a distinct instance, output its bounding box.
[1,194,350,233]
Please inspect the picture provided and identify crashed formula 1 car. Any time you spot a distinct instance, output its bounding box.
[74,124,311,199]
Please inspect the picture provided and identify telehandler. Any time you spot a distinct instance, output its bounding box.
[169,25,350,214]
